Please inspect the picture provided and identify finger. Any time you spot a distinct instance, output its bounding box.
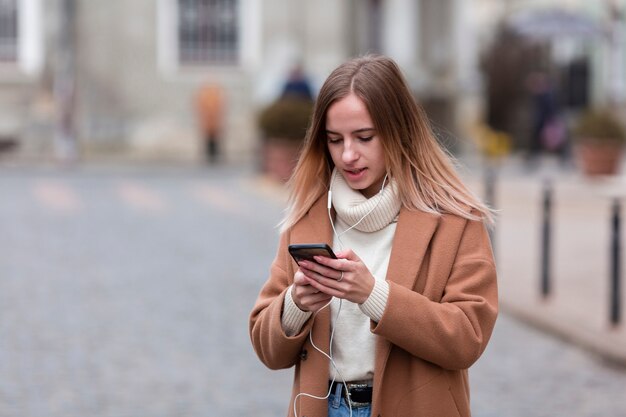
[293,269,313,286]
[334,248,359,261]
[298,264,327,282]
[337,270,344,282]
[309,298,333,312]
[308,290,333,304]
[293,281,319,298]
[303,263,346,284]
[293,288,320,311]
[311,256,345,272]
[301,268,339,288]
[298,260,334,276]
[306,274,344,298]
[313,260,351,281]
[301,292,332,311]
[300,261,341,282]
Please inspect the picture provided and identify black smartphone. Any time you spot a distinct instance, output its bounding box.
[288,243,337,263]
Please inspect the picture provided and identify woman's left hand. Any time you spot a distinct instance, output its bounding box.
[296,249,375,304]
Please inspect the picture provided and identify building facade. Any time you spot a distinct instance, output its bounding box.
[0,0,623,162]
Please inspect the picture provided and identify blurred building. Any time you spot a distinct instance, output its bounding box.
[0,0,624,162]
[474,0,626,150]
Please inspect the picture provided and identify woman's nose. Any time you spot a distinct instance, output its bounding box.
[342,142,359,163]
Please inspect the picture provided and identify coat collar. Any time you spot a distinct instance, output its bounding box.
[290,194,335,355]
[386,207,440,288]
[373,207,440,395]
[291,193,335,247]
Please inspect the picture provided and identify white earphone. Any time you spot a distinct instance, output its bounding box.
[294,169,388,417]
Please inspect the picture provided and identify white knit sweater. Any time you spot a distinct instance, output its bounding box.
[282,171,401,382]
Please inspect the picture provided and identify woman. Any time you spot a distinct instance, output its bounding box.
[249,55,498,417]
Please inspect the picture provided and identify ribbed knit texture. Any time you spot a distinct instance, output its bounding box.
[331,169,401,233]
[359,279,390,322]
[282,288,313,336]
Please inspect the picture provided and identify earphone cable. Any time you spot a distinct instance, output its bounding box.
[293,299,352,417]
[293,171,388,417]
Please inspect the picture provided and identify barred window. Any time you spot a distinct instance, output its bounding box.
[0,0,18,62]
[178,0,238,65]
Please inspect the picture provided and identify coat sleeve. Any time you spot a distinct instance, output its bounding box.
[248,231,313,370]
[371,217,498,370]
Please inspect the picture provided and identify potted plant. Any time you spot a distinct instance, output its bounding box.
[572,109,626,176]
[258,97,314,182]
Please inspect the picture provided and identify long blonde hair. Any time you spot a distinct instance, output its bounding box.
[280,55,493,232]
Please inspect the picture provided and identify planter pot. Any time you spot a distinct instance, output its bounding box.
[261,138,302,182]
[574,142,624,176]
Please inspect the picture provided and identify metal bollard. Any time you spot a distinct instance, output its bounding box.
[610,199,622,326]
[541,180,552,298]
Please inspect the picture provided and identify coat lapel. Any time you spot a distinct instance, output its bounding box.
[291,194,335,248]
[385,208,440,289]
[373,208,440,399]
[291,195,334,356]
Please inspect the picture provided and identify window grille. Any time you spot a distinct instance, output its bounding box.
[178,0,238,65]
[0,0,18,62]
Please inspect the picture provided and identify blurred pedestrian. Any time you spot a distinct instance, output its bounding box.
[249,55,498,417]
[281,64,314,100]
[195,82,225,163]
[527,71,567,164]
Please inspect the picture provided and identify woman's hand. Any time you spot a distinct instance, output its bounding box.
[291,269,333,312]
[297,249,375,304]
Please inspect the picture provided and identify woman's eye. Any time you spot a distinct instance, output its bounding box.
[327,137,342,144]
[358,136,373,142]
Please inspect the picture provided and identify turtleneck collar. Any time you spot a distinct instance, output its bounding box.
[330,168,401,233]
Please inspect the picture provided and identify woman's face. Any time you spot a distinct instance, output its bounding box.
[325,93,387,198]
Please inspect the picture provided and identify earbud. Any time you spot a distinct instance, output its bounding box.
[327,169,336,209]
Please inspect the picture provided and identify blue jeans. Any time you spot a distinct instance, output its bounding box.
[328,383,372,417]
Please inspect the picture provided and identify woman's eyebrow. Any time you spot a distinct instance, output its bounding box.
[325,127,375,135]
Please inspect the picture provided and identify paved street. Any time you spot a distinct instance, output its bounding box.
[1,162,625,417]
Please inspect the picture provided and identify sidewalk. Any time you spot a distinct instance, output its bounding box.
[466,156,626,365]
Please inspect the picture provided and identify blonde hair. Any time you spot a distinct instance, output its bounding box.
[280,55,493,232]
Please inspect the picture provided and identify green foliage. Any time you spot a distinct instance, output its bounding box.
[573,109,626,144]
[258,98,314,142]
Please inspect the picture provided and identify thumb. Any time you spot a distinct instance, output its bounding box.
[335,248,359,261]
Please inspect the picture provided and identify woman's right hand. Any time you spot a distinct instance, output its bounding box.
[291,268,333,312]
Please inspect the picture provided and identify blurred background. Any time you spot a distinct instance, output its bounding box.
[1,0,626,416]
[0,0,623,165]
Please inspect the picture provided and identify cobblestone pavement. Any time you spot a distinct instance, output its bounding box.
[0,163,625,417]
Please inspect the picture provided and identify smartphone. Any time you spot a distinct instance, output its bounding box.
[288,243,337,263]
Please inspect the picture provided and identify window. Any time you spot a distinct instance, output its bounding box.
[0,0,18,62]
[158,0,258,73]
[0,0,43,75]
[178,0,238,65]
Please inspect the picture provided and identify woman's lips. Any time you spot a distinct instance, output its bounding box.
[343,168,366,181]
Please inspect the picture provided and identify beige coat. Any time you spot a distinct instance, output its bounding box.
[249,195,498,417]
